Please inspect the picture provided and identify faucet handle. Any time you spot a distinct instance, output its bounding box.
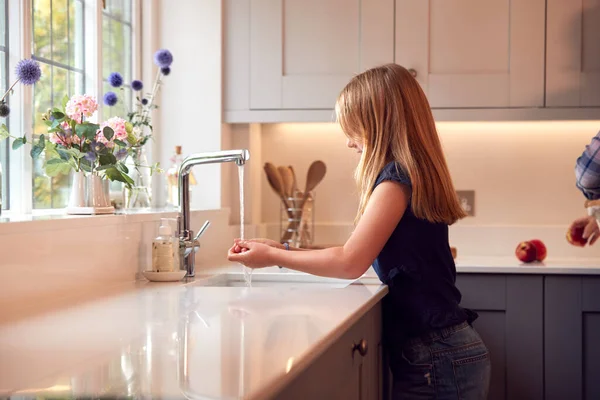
[193,220,211,242]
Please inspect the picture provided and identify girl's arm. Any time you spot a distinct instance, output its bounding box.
[230,181,410,279]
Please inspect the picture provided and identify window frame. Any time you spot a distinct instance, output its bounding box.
[4,0,141,214]
[0,0,10,210]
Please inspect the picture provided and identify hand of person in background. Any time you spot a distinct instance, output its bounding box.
[567,216,599,246]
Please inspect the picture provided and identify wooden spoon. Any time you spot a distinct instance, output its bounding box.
[264,163,292,214]
[289,165,299,194]
[283,161,327,244]
[302,160,326,206]
[264,163,296,245]
[264,163,284,197]
[277,166,294,198]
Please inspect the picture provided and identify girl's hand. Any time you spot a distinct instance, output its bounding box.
[228,240,276,269]
[232,238,285,250]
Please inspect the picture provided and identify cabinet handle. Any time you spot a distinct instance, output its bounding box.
[353,339,368,357]
[408,68,417,78]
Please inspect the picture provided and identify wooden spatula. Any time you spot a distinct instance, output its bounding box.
[264,163,292,215]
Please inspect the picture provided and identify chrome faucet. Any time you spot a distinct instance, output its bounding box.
[177,149,250,277]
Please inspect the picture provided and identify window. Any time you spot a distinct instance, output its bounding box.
[102,0,132,118]
[1,0,138,212]
[0,0,8,211]
[31,0,85,209]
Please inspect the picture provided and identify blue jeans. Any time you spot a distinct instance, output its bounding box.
[390,321,491,399]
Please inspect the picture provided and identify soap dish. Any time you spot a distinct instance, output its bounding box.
[143,270,187,282]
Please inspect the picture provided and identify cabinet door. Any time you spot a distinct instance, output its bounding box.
[249,0,394,110]
[360,301,383,400]
[274,302,383,400]
[546,0,600,107]
[545,277,600,400]
[456,274,544,400]
[395,0,545,108]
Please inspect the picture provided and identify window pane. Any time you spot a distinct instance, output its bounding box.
[106,0,131,23]
[32,0,85,209]
[69,0,84,69]
[52,0,69,65]
[32,0,52,61]
[102,0,133,118]
[0,0,6,48]
[0,39,6,208]
[0,0,7,210]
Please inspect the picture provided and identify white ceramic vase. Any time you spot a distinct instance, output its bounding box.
[66,172,115,215]
[67,170,86,208]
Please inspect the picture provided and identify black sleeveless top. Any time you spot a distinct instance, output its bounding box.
[372,162,477,342]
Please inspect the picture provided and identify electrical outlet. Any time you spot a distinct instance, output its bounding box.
[456,190,475,217]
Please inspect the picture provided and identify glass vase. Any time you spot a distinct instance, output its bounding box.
[123,146,152,209]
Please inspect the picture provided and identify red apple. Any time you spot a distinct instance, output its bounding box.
[529,239,547,262]
[515,241,537,263]
[566,226,588,247]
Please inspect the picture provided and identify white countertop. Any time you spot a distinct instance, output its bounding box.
[455,256,600,274]
[0,272,387,399]
[1,256,598,399]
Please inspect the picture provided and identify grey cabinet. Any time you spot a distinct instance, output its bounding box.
[273,301,383,400]
[395,0,545,108]
[455,274,544,400]
[545,276,600,400]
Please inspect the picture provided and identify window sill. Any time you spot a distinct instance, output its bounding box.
[0,207,183,235]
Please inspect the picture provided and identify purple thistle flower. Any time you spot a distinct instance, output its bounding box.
[131,80,143,91]
[0,102,10,118]
[115,148,128,161]
[84,151,97,162]
[15,59,42,85]
[103,91,118,106]
[108,72,123,88]
[161,67,171,76]
[141,98,148,105]
[153,49,173,68]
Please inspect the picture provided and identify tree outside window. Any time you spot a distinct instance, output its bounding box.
[31,0,84,209]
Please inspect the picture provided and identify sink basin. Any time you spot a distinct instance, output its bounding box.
[193,269,354,289]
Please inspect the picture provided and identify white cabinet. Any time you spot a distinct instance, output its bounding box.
[232,0,394,111]
[272,302,384,400]
[224,0,600,122]
[395,0,545,108]
[546,0,600,107]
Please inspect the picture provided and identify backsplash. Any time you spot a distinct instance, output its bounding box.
[0,210,235,324]
[223,121,600,258]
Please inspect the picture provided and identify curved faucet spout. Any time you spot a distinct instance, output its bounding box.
[177,149,250,277]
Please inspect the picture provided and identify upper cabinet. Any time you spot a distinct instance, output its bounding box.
[224,0,600,122]
[546,0,600,107]
[248,0,394,110]
[395,0,546,108]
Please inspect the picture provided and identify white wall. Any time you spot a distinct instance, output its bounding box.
[152,0,223,210]
[255,121,600,224]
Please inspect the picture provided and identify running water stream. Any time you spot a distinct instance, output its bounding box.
[238,165,252,286]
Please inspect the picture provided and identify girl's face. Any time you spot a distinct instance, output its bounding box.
[346,137,364,154]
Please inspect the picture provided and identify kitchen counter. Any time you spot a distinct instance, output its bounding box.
[455,256,600,274]
[0,273,387,399]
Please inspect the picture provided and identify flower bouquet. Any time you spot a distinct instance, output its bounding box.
[103,48,172,209]
[29,93,149,214]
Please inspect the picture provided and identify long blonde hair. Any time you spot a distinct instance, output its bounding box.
[335,63,466,225]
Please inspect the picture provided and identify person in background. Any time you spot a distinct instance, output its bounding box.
[228,64,491,399]
[571,132,600,245]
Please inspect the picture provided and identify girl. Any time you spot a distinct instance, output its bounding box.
[228,63,491,399]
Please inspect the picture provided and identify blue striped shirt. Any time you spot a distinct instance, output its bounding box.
[576,132,600,200]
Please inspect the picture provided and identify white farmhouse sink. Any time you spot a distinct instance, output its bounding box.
[193,267,355,289]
